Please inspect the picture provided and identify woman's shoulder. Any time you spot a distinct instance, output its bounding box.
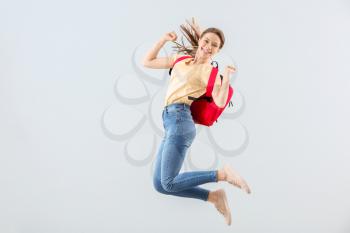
[170,53,193,64]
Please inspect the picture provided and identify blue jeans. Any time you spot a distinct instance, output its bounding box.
[153,103,218,201]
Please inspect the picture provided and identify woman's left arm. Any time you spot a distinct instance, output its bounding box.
[212,65,236,108]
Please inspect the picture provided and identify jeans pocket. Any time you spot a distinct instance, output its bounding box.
[166,109,181,120]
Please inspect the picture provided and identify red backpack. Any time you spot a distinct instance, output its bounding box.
[169,55,234,126]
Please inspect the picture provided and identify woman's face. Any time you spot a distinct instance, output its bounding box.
[197,32,221,58]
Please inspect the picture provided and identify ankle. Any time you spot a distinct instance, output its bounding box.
[217,169,226,182]
[207,191,218,204]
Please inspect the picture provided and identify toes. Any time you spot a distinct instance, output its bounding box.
[245,185,252,194]
[241,180,251,194]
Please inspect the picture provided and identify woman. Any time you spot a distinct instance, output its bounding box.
[142,18,251,226]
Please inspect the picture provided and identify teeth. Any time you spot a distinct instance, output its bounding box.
[202,47,211,54]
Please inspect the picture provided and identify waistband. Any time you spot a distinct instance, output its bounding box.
[164,103,191,112]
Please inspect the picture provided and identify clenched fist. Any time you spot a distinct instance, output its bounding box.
[224,65,237,75]
[162,31,178,42]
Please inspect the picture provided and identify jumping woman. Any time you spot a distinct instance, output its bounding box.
[142,18,251,226]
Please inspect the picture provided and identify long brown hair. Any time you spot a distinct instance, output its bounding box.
[172,22,225,57]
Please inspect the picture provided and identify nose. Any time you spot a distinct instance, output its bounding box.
[204,46,212,52]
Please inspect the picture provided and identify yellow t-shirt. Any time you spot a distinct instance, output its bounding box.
[164,53,223,107]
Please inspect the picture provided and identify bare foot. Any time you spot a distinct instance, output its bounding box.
[209,189,232,226]
[223,164,252,194]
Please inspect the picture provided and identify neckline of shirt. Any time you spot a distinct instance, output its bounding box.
[185,58,210,66]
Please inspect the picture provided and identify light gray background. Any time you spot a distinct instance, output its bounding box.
[1,0,350,232]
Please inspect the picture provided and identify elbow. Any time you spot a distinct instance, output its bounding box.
[142,60,148,68]
[142,58,151,68]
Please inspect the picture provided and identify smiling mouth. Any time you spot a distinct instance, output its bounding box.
[201,47,211,55]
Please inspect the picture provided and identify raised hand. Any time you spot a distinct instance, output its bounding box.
[162,31,178,42]
[223,65,237,82]
[224,65,237,75]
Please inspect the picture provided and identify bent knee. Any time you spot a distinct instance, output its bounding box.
[160,179,175,192]
[153,178,168,194]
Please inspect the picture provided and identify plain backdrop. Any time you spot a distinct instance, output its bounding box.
[1,0,350,232]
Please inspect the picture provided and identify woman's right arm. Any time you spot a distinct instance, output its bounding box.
[142,32,177,69]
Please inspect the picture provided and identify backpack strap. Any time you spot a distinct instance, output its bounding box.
[188,96,212,102]
[168,55,192,75]
[187,60,220,102]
